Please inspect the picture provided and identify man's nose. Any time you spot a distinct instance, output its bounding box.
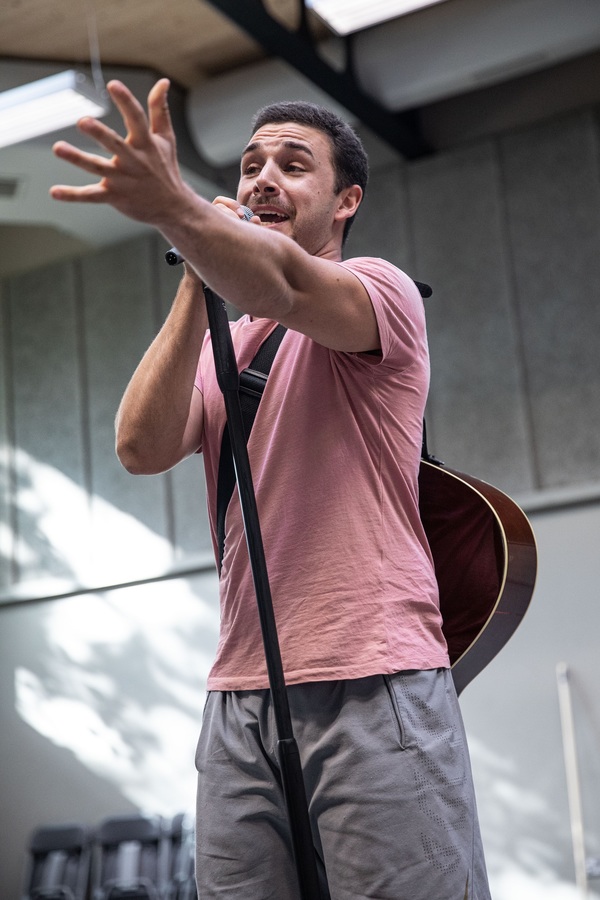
[253,162,279,194]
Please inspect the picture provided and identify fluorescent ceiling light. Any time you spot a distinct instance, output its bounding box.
[306,0,450,35]
[0,70,110,149]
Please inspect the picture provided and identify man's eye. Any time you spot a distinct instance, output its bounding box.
[243,164,260,175]
[286,164,304,173]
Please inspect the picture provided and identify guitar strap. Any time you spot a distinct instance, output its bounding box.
[216,323,287,572]
[215,280,431,573]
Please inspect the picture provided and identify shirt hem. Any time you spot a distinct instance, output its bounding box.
[206,654,451,692]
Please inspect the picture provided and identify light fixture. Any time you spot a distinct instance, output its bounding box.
[0,70,110,150]
[306,0,450,36]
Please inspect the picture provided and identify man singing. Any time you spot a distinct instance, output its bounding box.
[51,78,490,899]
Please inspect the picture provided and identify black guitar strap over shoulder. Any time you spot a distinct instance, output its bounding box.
[216,323,287,572]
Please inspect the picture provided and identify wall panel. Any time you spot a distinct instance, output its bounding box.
[408,141,535,494]
[7,261,90,585]
[346,154,414,274]
[155,237,213,562]
[80,236,172,583]
[500,110,600,488]
[0,281,13,589]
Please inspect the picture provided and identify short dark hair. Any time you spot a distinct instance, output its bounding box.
[250,100,369,243]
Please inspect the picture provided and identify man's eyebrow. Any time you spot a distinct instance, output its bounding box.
[282,141,315,157]
[241,140,315,158]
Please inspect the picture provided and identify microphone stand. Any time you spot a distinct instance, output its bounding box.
[203,284,322,900]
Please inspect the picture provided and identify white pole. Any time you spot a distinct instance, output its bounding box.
[556,661,588,898]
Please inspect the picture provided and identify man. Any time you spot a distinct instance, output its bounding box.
[51,79,490,899]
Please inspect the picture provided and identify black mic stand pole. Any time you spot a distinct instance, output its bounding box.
[203,283,322,900]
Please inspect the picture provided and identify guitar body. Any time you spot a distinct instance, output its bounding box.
[419,459,537,695]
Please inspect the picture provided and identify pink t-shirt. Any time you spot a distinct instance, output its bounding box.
[196,257,450,690]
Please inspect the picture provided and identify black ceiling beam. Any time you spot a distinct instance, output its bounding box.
[202,0,429,159]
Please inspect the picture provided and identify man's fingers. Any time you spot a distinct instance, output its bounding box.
[148,78,173,137]
[53,140,113,177]
[212,196,249,218]
[49,78,185,221]
[75,116,128,154]
[106,79,151,146]
[49,183,109,203]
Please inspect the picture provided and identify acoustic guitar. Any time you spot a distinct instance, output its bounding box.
[419,457,537,695]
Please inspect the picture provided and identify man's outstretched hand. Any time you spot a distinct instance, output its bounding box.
[50,79,196,228]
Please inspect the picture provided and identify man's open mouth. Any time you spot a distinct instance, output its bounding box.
[255,209,290,224]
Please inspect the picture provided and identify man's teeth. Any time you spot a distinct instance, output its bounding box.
[259,212,288,223]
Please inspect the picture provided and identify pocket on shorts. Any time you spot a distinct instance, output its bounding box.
[201,690,213,720]
[382,674,407,749]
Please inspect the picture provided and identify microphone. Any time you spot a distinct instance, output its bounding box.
[165,206,254,266]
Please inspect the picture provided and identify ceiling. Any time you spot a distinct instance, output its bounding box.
[2,0,277,88]
[2,0,600,276]
[0,0,275,275]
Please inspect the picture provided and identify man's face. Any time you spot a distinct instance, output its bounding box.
[237,121,349,258]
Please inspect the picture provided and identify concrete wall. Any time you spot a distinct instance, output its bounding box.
[2,103,600,898]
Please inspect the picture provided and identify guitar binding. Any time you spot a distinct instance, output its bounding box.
[419,429,537,694]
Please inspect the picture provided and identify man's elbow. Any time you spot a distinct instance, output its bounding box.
[115,435,165,475]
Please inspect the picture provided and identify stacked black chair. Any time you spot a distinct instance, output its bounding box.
[92,814,167,900]
[165,814,197,900]
[22,823,92,900]
[22,813,199,900]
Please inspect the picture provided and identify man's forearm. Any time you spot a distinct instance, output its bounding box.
[155,193,298,320]
[115,269,207,474]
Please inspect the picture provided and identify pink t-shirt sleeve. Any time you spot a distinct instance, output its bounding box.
[338,257,426,371]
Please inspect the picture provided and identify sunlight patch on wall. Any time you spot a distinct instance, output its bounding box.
[15,577,220,815]
[16,666,135,771]
[467,736,600,899]
[0,520,13,570]
[11,448,174,589]
[492,870,597,899]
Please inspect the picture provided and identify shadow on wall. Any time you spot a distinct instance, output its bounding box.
[0,453,220,899]
[12,579,219,811]
[1,452,71,589]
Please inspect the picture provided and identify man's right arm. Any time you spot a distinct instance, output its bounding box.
[115,267,206,474]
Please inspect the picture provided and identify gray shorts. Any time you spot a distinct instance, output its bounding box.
[195,669,490,899]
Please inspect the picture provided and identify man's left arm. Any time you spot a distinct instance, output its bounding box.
[50,79,379,353]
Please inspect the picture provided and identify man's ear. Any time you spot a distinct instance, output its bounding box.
[335,184,363,223]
